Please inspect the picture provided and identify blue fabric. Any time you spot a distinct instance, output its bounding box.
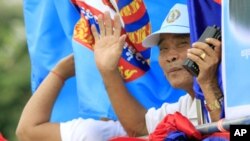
[203,136,229,141]
[164,131,229,141]
[117,0,133,10]
[124,13,149,32]
[23,0,186,121]
[23,0,82,122]
[73,40,181,120]
[72,0,186,120]
[187,0,224,119]
[164,131,188,141]
[187,0,221,43]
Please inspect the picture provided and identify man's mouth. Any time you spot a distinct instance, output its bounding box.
[167,67,182,73]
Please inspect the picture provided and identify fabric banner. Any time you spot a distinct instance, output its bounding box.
[72,0,185,120]
[23,0,186,121]
[23,0,83,122]
[110,112,230,141]
[148,112,229,141]
[187,0,224,122]
[187,0,222,100]
[222,0,250,119]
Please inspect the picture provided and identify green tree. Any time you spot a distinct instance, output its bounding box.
[0,1,31,141]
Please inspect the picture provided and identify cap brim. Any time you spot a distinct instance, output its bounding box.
[142,25,189,48]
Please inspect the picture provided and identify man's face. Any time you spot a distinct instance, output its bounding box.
[158,34,193,89]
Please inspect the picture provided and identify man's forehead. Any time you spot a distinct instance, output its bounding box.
[158,34,190,45]
[160,33,189,38]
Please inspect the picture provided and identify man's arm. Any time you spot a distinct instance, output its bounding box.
[16,54,75,141]
[92,12,148,136]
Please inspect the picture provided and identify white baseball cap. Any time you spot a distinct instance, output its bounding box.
[142,3,190,48]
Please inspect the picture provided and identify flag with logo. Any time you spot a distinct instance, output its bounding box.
[72,0,185,119]
[23,0,186,121]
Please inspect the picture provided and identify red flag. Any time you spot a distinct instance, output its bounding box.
[149,112,229,141]
[214,0,221,4]
[149,112,202,140]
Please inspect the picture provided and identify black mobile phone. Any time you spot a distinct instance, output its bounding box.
[183,25,221,77]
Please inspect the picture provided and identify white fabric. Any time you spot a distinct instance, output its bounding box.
[145,94,198,134]
[142,3,190,48]
[60,94,198,140]
[60,118,127,141]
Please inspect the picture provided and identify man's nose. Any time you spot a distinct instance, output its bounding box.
[166,49,178,63]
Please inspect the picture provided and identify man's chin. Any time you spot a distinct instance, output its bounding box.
[169,80,182,88]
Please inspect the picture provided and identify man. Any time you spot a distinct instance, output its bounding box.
[92,3,223,136]
[16,3,222,141]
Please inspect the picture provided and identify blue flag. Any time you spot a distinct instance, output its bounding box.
[23,0,82,122]
[23,0,186,121]
[187,0,224,120]
[187,0,221,44]
[72,0,186,120]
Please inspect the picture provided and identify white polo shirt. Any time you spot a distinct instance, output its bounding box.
[145,94,198,133]
[60,94,198,140]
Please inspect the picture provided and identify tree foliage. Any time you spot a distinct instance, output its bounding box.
[0,1,31,141]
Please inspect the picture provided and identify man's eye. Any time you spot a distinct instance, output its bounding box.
[159,46,168,51]
[159,47,168,51]
[177,41,189,47]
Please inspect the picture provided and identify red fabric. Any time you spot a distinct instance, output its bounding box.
[149,112,202,141]
[214,0,221,4]
[110,112,229,141]
[102,0,115,11]
[0,133,7,141]
[71,0,77,4]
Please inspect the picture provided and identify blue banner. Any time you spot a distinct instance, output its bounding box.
[187,0,222,99]
[223,0,250,119]
[187,0,224,121]
[23,0,82,122]
[23,0,186,121]
[72,0,186,120]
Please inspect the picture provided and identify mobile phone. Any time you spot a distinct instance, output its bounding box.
[183,25,221,76]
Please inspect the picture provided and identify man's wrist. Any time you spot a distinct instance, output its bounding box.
[50,70,65,83]
[205,99,221,112]
[201,82,223,104]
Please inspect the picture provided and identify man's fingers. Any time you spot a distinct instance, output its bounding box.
[187,48,205,65]
[118,34,127,50]
[104,12,113,36]
[97,14,105,37]
[114,14,122,37]
[91,24,99,43]
[205,38,221,48]
[205,38,222,59]
[188,47,207,60]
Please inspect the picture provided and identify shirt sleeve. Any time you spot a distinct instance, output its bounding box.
[60,118,127,141]
[145,94,188,134]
